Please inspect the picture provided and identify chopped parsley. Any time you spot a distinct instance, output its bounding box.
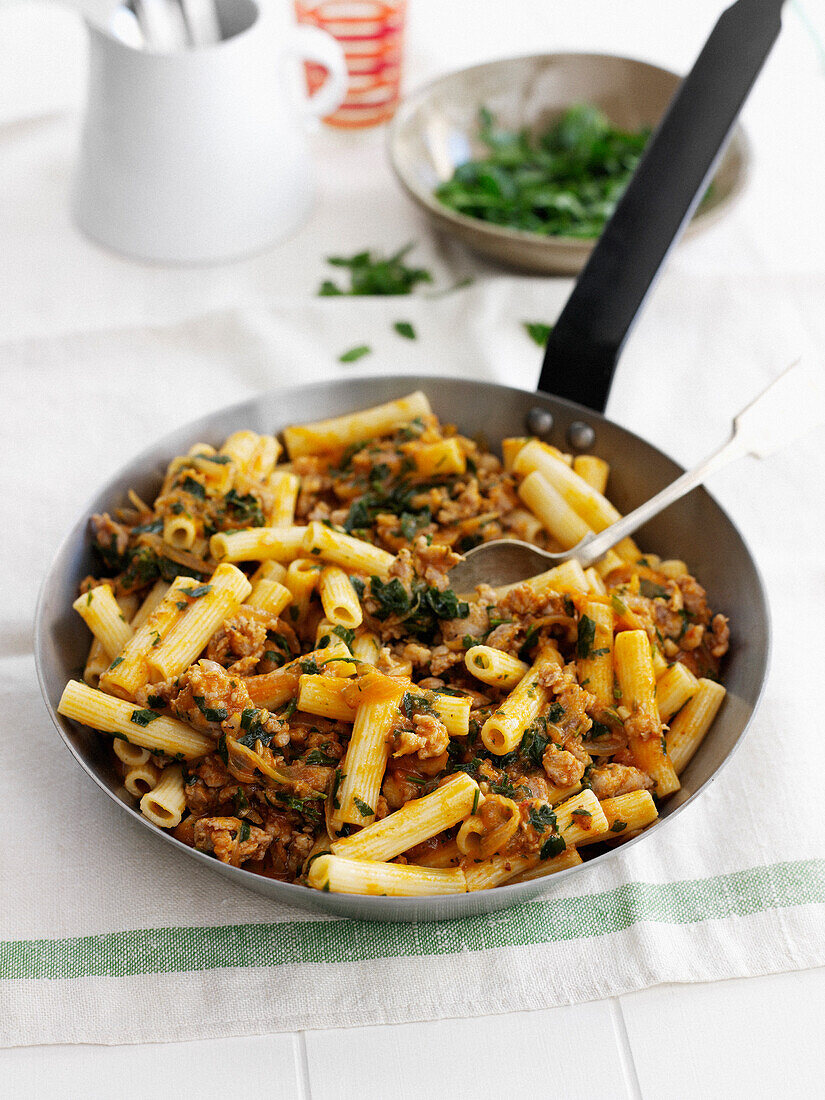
[238,821,251,842]
[523,321,553,346]
[109,656,124,670]
[576,614,597,659]
[528,804,557,833]
[319,243,433,297]
[610,820,628,833]
[339,345,372,363]
[353,796,374,817]
[182,583,212,599]
[193,696,228,723]
[305,747,338,767]
[540,833,567,860]
[393,321,417,339]
[181,475,206,500]
[130,708,160,726]
[640,578,670,600]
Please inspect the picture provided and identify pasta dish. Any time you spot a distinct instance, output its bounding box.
[58,392,729,896]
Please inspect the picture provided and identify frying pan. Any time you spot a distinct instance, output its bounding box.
[35,0,782,921]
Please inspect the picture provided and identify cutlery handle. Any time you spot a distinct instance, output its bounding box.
[537,0,785,412]
[577,435,744,569]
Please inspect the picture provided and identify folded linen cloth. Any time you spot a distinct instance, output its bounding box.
[2,272,824,1045]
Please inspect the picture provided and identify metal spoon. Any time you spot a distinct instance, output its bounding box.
[449,358,823,591]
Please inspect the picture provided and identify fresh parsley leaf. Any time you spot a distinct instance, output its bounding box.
[523,321,553,346]
[181,475,206,500]
[339,345,372,363]
[192,696,228,723]
[576,614,597,659]
[393,321,416,340]
[320,243,433,296]
[353,796,373,817]
[130,708,160,726]
[305,748,338,767]
[182,583,212,599]
[238,821,251,842]
[540,833,567,860]
[109,656,124,669]
[528,804,557,833]
[610,819,628,833]
[640,578,670,600]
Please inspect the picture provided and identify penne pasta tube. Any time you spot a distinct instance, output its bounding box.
[513,440,621,532]
[577,790,658,846]
[147,564,252,682]
[553,788,608,847]
[244,640,352,709]
[248,434,281,480]
[265,470,300,526]
[464,853,539,891]
[250,560,287,585]
[464,645,529,691]
[491,558,589,601]
[285,557,322,626]
[129,581,171,632]
[73,584,134,660]
[296,676,468,736]
[112,738,151,767]
[501,437,529,471]
[658,559,689,579]
[410,438,466,477]
[580,787,660,844]
[615,630,680,797]
[584,567,607,595]
[319,565,363,629]
[140,765,186,828]
[576,601,614,707]
[507,847,583,884]
[219,430,259,470]
[481,645,563,755]
[245,578,292,616]
[283,391,432,458]
[58,681,214,759]
[667,679,726,774]
[331,684,405,828]
[302,521,395,579]
[84,637,110,689]
[307,854,466,896]
[518,470,594,549]
[467,846,584,890]
[332,774,479,863]
[656,662,698,723]
[99,576,193,699]
[614,536,642,563]
[124,761,161,798]
[163,513,197,551]
[351,631,382,666]
[572,454,609,494]
[593,548,624,579]
[209,526,306,564]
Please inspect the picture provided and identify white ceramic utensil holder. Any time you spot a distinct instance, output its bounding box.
[72,0,348,263]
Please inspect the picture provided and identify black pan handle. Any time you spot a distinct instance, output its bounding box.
[538,0,785,412]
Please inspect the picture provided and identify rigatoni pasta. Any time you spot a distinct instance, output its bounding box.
[62,391,729,894]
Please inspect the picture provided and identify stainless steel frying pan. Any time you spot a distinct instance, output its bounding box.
[34,0,782,921]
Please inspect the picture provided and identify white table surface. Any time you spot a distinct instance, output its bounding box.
[3,0,825,1093]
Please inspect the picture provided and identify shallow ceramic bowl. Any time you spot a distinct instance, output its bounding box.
[388,53,749,275]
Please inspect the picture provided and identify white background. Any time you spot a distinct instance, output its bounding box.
[2,0,824,1094]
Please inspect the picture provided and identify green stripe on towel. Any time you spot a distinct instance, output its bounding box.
[3,858,823,981]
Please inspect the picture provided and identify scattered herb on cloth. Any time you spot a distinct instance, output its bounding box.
[433,104,650,239]
[319,243,433,296]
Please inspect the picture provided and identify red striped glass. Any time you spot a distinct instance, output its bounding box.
[295,0,407,128]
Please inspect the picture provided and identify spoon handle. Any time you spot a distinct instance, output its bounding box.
[576,436,742,569]
[575,356,823,569]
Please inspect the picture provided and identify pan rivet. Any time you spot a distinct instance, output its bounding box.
[526,407,554,438]
[568,421,595,450]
